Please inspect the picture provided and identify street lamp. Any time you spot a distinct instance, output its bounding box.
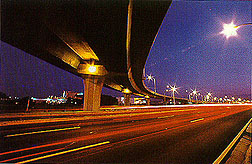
[206,92,212,102]
[169,85,179,105]
[189,93,193,102]
[88,65,97,73]
[164,89,169,96]
[198,93,204,102]
[220,21,252,39]
[213,97,218,102]
[192,89,199,103]
[186,90,192,102]
[122,88,131,94]
[146,74,157,92]
[87,59,97,73]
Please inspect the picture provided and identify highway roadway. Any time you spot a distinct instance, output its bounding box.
[0,104,251,163]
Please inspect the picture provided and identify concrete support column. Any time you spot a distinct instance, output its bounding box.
[124,93,131,106]
[163,97,167,105]
[146,98,151,106]
[145,95,150,106]
[78,63,108,112]
[83,75,105,112]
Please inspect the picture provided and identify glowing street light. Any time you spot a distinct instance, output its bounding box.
[88,65,97,73]
[122,88,131,94]
[220,21,252,39]
[198,93,204,101]
[169,85,179,105]
[220,21,238,39]
[164,88,169,96]
[214,97,217,102]
[146,74,157,92]
[192,89,197,95]
[186,90,192,102]
[206,92,212,102]
[192,89,199,103]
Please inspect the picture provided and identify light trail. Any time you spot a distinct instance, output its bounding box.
[5,126,80,137]
[0,147,66,163]
[158,115,175,119]
[77,118,207,160]
[17,141,110,164]
[1,106,250,163]
[139,108,198,115]
[101,103,252,110]
[0,141,72,156]
[190,118,205,123]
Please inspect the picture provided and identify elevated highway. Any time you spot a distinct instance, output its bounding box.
[1,0,188,111]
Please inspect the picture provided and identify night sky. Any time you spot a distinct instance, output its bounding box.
[1,1,252,99]
[145,0,252,99]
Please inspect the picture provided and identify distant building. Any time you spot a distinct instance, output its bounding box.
[63,91,83,100]
[117,97,148,105]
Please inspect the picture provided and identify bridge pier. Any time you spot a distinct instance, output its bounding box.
[145,96,150,106]
[163,97,167,105]
[79,63,108,112]
[82,75,104,112]
[122,89,132,106]
[123,93,131,106]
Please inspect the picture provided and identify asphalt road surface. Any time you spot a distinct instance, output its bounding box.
[0,104,251,163]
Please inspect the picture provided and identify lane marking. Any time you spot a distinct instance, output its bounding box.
[155,108,197,113]
[0,142,76,163]
[158,115,175,119]
[190,118,204,123]
[213,118,252,164]
[0,147,65,163]
[0,142,71,156]
[5,126,80,137]
[17,141,110,164]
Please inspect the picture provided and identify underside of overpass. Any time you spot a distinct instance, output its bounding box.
[1,0,188,111]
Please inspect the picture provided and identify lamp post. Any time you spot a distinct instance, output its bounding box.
[189,93,192,102]
[200,93,204,102]
[170,85,178,105]
[206,92,212,102]
[146,74,157,92]
[122,88,132,106]
[186,90,192,102]
[192,89,199,103]
[220,21,252,39]
[164,89,169,96]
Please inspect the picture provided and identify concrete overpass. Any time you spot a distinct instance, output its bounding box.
[1,0,188,111]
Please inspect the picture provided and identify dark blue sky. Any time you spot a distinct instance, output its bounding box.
[1,1,251,99]
[145,0,252,99]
